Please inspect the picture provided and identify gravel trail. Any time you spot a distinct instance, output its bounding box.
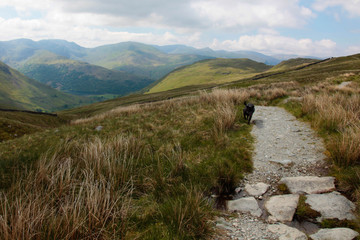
[215,106,330,240]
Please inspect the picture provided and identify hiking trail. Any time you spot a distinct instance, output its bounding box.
[214,106,359,240]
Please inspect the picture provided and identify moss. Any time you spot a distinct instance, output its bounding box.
[295,195,321,222]
[277,183,290,194]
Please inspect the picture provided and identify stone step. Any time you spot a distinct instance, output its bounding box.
[310,227,359,240]
[268,223,307,240]
[265,194,299,222]
[244,182,270,196]
[227,197,262,217]
[306,192,356,221]
[279,176,335,194]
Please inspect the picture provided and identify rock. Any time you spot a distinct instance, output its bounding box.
[95,126,103,131]
[310,228,359,240]
[227,197,262,217]
[270,159,293,167]
[265,194,299,222]
[279,176,335,194]
[268,223,308,240]
[245,182,270,196]
[306,192,356,221]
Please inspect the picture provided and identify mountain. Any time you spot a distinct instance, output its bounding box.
[0,60,92,111]
[0,39,280,82]
[154,44,281,65]
[18,50,153,96]
[0,40,211,81]
[147,58,272,93]
[81,42,211,80]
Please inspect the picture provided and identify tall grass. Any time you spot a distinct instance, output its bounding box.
[298,80,360,206]
[0,88,253,239]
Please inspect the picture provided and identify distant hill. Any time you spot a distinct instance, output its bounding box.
[0,39,281,82]
[80,42,211,80]
[18,50,153,96]
[268,58,320,72]
[0,61,92,112]
[154,44,281,65]
[147,58,272,93]
[0,40,211,81]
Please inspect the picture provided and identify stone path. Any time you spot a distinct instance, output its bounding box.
[215,106,359,240]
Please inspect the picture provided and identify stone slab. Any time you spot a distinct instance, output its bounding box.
[268,223,308,240]
[310,228,359,240]
[245,182,270,196]
[306,192,356,221]
[279,176,335,194]
[227,197,262,217]
[265,194,299,222]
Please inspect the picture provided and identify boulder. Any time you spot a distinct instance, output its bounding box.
[310,228,359,240]
[306,192,356,221]
[245,182,270,196]
[265,194,299,222]
[279,176,335,194]
[227,197,262,217]
[268,223,308,240]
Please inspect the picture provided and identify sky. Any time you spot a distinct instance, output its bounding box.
[0,0,360,58]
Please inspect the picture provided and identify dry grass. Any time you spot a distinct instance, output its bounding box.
[329,126,360,167]
[263,88,287,101]
[302,93,360,131]
[0,136,138,239]
[212,102,237,142]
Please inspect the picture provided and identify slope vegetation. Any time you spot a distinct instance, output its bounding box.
[268,58,320,72]
[19,50,153,96]
[0,61,91,111]
[147,58,272,93]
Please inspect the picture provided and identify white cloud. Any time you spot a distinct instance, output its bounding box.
[191,0,314,30]
[0,0,314,31]
[346,45,360,55]
[312,0,360,17]
[211,34,337,57]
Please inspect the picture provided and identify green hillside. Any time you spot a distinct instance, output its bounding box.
[19,50,154,96]
[268,58,320,72]
[147,58,272,93]
[0,61,92,112]
[82,42,210,80]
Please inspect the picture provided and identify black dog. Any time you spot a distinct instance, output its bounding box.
[243,101,255,124]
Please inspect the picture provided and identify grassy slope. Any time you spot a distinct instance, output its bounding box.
[147,58,272,93]
[226,54,360,89]
[19,50,154,95]
[0,111,68,142]
[268,58,320,72]
[0,61,92,112]
[0,90,253,239]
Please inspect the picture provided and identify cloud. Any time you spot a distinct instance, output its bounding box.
[211,34,337,57]
[0,0,314,31]
[312,0,360,17]
[346,45,360,55]
[191,0,314,30]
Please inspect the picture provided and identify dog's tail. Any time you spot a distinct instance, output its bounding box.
[244,101,247,106]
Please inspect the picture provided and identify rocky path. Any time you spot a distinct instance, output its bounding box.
[215,106,359,240]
